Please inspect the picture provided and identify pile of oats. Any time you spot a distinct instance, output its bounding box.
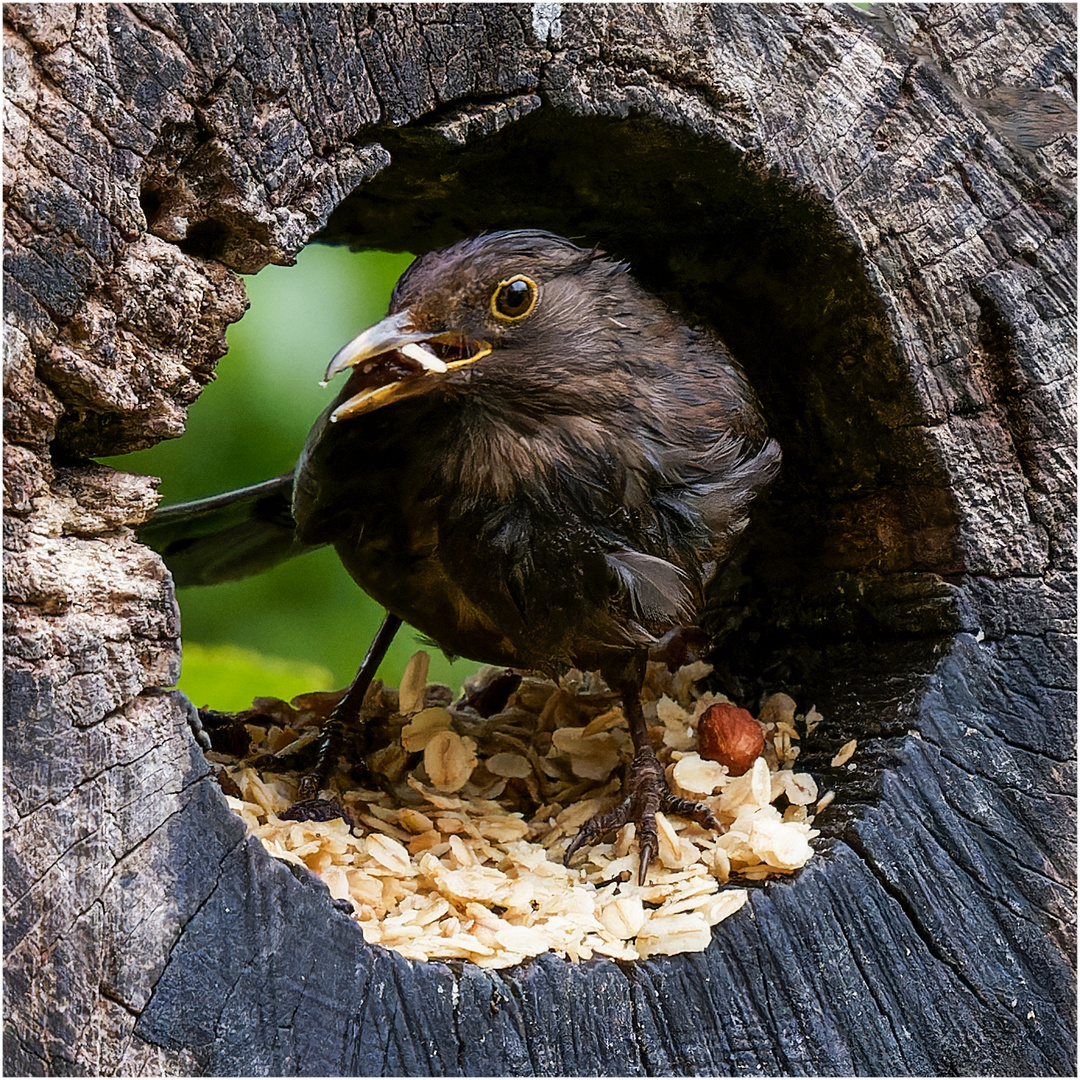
[214,654,833,968]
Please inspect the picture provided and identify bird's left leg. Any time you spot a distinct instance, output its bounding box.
[564,651,719,884]
[282,611,402,821]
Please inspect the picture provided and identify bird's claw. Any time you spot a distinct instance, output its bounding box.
[636,832,657,887]
[279,796,352,825]
[563,799,638,864]
[295,773,323,804]
[564,748,720,884]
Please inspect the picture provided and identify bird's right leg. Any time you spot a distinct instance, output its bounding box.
[565,651,719,883]
[282,611,402,820]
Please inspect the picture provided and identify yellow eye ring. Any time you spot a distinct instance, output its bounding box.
[491,275,538,321]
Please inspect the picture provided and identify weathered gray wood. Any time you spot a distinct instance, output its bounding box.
[3,3,1074,1075]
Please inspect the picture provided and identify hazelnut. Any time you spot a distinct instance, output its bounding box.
[698,703,764,776]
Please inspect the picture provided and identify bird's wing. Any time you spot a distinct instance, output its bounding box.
[651,361,782,562]
[138,473,320,587]
[604,548,696,632]
[675,432,781,542]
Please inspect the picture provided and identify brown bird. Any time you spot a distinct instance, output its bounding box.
[143,230,780,882]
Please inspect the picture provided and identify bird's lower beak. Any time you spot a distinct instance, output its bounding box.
[323,309,491,422]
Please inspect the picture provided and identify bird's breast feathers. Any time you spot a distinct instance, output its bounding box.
[444,407,621,502]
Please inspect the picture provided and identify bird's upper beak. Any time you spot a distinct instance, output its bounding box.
[323,309,491,422]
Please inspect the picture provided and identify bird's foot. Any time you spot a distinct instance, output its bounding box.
[277,611,401,826]
[564,748,719,884]
[278,796,353,825]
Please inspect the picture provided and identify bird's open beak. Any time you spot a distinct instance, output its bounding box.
[323,309,491,422]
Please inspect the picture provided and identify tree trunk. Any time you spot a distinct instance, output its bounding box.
[4,3,1074,1075]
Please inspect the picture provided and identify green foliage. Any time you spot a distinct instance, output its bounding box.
[104,245,482,701]
[178,642,335,712]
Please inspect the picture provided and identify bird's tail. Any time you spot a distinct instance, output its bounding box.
[138,472,321,587]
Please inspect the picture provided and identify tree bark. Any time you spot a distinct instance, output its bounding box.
[3,3,1074,1075]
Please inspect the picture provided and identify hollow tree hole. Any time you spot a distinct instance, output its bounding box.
[103,246,483,709]
[111,107,967,851]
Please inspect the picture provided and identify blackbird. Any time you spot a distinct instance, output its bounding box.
[144,229,780,882]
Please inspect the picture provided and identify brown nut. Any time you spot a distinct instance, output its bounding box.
[698,703,764,776]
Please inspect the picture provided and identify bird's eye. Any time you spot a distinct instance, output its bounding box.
[491,276,538,321]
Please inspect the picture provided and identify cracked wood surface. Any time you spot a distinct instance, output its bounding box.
[3,3,1075,1075]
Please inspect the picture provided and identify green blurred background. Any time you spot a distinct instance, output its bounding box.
[103,245,482,709]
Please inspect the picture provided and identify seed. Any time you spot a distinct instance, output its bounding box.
[831,739,857,767]
[424,730,478,792]
[398,651,431,714]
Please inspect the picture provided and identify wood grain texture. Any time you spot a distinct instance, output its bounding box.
[3,3,1074,1074]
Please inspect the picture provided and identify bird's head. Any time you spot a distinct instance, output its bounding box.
[322,230,660,422]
